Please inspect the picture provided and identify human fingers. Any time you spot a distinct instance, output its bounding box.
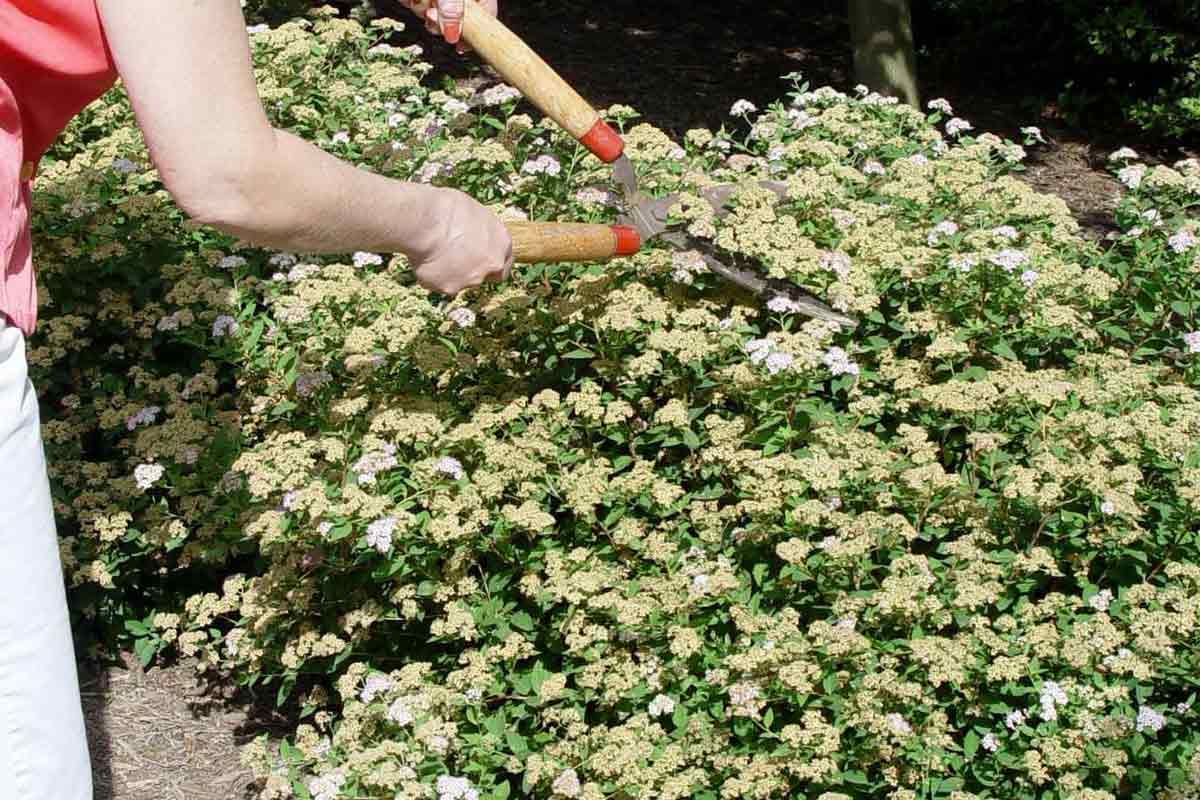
[436,0,465,45]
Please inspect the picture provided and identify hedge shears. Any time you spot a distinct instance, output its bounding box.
[457,0,856,329]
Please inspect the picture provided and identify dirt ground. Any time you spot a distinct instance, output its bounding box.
[80,3,1195,798]
[80,653,290,800]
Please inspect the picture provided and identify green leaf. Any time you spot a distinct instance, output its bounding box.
[506,730,528,755]
[133,636,157,668]
[563,348,595,359]
[125,619,151,636]
[841,769,870,785]
[672,703,689,730]
[492,780,512,800]
[990,340,1018,360]
[964,729,979,759]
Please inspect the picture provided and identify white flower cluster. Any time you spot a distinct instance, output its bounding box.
[927,220,959,246]
[1021,126,1045,143]
[125,405,161,431]
[447,306,477,329]
[823,346,860,377]
[730,99,757,116]
[1168,228,1197,254]
[574,187,616,206]
[353,251,384,268]
[744,338,795,375]
[670,250,707,284]
[352,445,398,485]
[434,456,465,480]
[886,712,913,736]
[307,769,346,800]
[436,775,479,800]
[212,314,238,338]
[552,768,581,798]
[387,696,414,725]
[476,83,521,106]
[945,117,973,137]
[1136,705,1166,734]
[819,249,852,279]
[359,672,394,703]
[949,254,978,273]
[156,310,189,331]
[987,248,1030,272]
[1038,680,1068,722]
[648,693,675,716]
[1088,589,1113,611]
[1118,164,1147,189]
[134,462,165,491]
[365,516,397,554]
[521,155,562,176]
[766,295,808,314]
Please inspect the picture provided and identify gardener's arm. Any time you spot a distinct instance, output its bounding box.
[95,0,512,296]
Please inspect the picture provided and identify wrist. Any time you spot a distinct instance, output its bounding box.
[390,182,447,262]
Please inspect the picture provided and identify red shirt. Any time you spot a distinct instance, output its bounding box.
[2,0,118,335]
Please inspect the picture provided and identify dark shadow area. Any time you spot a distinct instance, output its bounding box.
[359,0,1189,238]
[376,0,853,138]
[79,660,115,800]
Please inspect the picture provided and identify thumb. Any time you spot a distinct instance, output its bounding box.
[437,0,465,45]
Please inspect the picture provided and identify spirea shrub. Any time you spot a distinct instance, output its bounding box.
[31,8,1200,800]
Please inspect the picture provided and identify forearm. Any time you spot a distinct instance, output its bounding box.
[203,128,441,259]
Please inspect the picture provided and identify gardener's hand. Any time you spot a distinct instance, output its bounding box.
[409,188,513,296]
[398,0,499,53]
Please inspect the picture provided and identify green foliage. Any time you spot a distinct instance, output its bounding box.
[917,0,1200,139]
[31,9,1200,800]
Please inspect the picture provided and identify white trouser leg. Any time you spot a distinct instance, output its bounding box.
[0,319,93,800]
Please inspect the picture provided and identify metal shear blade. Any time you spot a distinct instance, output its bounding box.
[614,181,858,329]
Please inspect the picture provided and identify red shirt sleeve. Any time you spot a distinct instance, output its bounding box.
[0,0,118,165]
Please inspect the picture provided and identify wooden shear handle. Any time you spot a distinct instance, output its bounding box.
[461,0,625,163]
[506,222,640,263]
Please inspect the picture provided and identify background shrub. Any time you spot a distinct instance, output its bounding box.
[916,0,1200,139]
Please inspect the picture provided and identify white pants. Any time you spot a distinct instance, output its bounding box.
[0,319,92,799]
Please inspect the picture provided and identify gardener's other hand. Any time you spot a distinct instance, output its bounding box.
[410,188,513,296]
[397,0,498,52]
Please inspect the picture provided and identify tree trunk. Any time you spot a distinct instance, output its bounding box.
[849,0,920,108]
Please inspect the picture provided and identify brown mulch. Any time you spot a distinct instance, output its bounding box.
[80,654,289,800]
[80,4,1196,798]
